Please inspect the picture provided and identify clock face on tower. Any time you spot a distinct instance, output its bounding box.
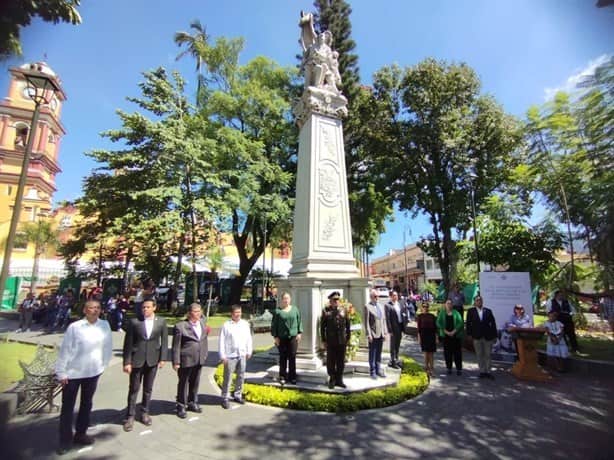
[50,96,58,110]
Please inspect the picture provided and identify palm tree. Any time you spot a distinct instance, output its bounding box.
[174,19,209,107]
[20,217,58,292]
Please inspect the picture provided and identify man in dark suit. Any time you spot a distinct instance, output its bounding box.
[320,291,351,389]
[122,298,168,431]
[385,290,409,369]
[172,303,209,419]
[465,295,497,379]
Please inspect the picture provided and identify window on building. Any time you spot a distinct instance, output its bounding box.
[14,232,28,250]
[14,124,29,148]
[426,260,433,271]
[59,215,72,229]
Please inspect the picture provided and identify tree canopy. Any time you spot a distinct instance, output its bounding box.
[0,0,82,59]
[371,59,522,293]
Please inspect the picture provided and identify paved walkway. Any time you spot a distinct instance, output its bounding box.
[1,317,612,460]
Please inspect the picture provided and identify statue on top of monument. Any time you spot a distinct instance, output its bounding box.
[299,11,342,94]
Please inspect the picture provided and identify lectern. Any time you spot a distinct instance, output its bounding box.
[509,327,551,382]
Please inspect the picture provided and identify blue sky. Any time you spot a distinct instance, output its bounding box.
[1,0,612,258]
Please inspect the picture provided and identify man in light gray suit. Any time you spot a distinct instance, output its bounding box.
[364,289,389,379]
[172,303,209,418]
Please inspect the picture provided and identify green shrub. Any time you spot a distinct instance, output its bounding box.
[214,356,428,413]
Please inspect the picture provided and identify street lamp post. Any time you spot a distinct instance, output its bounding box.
[0,65,60,306]
[403,225,410,297]
[468,173,481,280]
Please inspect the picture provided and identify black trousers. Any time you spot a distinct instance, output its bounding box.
[176,365,202,408]
[277,336,298,380]
[443,336,463,371]
[59,374,100,448]
[326,343,346,382]
[127,364,158,416]
[389,321,403,363]
[558,313,578,351]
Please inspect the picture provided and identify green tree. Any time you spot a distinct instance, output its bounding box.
[525,57,614,289]
[0,0,82,59]
[313,1,394,254]
[464,196,564,286]
[372,59,522,295]
[66,68,224,289]
[17,219,58,291]
[174,19,210,107]
[177,28,297,305]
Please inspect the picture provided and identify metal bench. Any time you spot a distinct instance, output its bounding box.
[15,344,61,414]
[249,309,273,333]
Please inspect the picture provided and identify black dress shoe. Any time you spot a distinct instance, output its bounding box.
[123,416,135,431]
[177,407,187,419]
[141,413,152,426]
[56,446,70,456]
[328,378,335,389]
[73,433,95,446]
[187,404,202,413]
[336,381,347,388]
[289,379,297,385]
[234,396,245,405]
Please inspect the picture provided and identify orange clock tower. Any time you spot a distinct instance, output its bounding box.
[0,62,66,273]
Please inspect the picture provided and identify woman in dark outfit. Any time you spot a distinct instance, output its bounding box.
[271,292,303,385]
[436,299,464,375]
[416,302,437,377]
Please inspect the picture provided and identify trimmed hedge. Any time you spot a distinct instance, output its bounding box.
[214,356,428,413]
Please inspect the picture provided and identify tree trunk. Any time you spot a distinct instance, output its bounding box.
[174,234,185,286]
[122,246,133,293]
[97,242,104,287]
[30,247,41,293]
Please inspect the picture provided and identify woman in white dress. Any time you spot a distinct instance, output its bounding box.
[544,311,569,371]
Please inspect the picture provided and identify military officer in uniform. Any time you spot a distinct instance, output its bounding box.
[320,291,351,389]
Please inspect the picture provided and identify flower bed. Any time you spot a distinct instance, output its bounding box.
[214,356,429,413]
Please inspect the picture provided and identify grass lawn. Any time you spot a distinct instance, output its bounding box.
[0,341,38,392]
[531,313,613,361]
[153,311,230,328]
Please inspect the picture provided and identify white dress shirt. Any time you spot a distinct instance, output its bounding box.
[218,319,253,360]
[393,301,402,323]
[190,320,202,340]
[144,316,154,339]
[55,318,113,380]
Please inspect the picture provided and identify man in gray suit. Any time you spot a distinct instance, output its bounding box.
[364,289,389,379]
[172,303,209,418]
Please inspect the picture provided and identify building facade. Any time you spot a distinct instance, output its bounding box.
[370,244,442,294]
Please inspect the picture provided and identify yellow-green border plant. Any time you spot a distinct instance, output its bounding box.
[214,355,428,413]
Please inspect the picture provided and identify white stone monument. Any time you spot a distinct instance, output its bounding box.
[277,12,369,371]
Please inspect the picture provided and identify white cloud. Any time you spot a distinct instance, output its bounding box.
[544,54,611,100]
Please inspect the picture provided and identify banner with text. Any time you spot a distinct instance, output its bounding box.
[480,272,532,354]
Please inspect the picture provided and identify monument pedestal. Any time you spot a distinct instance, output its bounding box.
[510,327,551,382]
